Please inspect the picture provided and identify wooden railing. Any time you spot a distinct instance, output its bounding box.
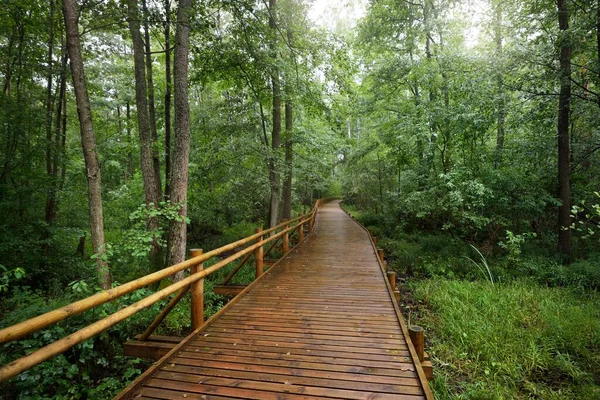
[0,200,324,382]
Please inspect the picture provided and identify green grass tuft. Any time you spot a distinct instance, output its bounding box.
[411,279,600,399]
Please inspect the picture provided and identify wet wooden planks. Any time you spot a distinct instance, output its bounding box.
[118,201,432,400]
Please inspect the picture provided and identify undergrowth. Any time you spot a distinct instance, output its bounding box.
[412,279,600,399]
[0,220,264,398]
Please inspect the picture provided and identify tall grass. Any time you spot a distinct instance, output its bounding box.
[412,279,600,399]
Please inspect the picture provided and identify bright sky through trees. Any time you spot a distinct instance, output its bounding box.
[308,0,366,31]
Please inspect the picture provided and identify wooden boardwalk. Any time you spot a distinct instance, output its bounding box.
[118,201,432,400]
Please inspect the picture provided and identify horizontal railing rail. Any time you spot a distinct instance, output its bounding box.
[0,200,325,382]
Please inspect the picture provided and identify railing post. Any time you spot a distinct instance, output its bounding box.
[409,325,425,362]
[255,228,264,278]
[282,219,290,254]
[386,271,397,292]
[387,270,401,302]
[190,249,204,330]
[377,248,384,264]
[298,222,304,243]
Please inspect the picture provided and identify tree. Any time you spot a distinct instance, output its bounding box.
[127,0,164,272]
[164,0,172,198]
[63,0,111,289]
[493,0,505,168]
[282,7,295,221]
[167,0,192,273]
[557,0,572,255]
[142,0,161,193]
[268,0,282,228]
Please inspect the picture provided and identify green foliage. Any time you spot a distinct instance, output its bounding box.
[499,231,537,261]
[0,284,158,399]
[412,279,600,399]
[570,192,600,241]
[0,265,26,293]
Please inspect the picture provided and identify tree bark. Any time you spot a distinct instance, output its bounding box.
[164,0,172,199]
[282,101,293,220]
[63,0,111,289]
[597,0,600,108]
[126,100,134,179]
[42,1,56,260]
[143,0,162,197]
[128,0,164,273]
[557,0,572,255]
[55,49,68,193]
[128,0,161,204]
[44,48,68,231]
[268,0,281,228]
[167,0,192,276]
[423,0,436,171]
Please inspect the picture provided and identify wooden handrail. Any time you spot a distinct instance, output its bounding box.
[0,202,323,382]
[0,211,311,345]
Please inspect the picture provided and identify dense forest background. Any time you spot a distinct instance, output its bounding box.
[0,0,599,398]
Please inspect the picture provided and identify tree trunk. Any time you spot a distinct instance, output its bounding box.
[557,0,572,255]
[597,0,600,108]
[143,0,162,197]
[128,0,164,273]
[128,0,161,205]
[167,0,192,276]
[44,48,67,232]
[63,0,111,289]
[164,0,172,199]
[55,49,68,193]
[282,101,293,220]
[423,0,436,171]
[126,100,134,179]
[268,0,281,228]
[58,56,68,192]
[42,1,55,260]
[494,0,505,168]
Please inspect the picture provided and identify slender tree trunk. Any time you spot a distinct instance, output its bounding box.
[282,101,293,220]
[55,49,68,192]
[44,0,55,183]
[423,0,436,171]
[143,0,162,197]
[42,1,56,260]
[164,0,172,198]
[63,0,111,289]
[597,0,600,108]
[268,0,281,228]
[45,50,67,229]
[167,0,192,275]
[494,0,505,168]
[557,0,572,255]
[128,0,161,205]
[128,0,163,273]
[126,100,134,179]
[58,74,68,191]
